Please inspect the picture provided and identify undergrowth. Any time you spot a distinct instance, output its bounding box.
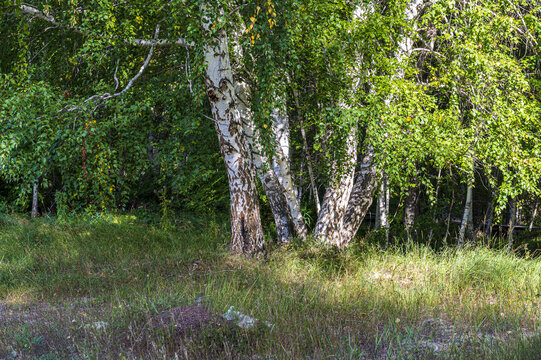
[0,214,540,359]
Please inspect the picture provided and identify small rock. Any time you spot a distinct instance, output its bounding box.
[85,321,108,330]
[222,306,273,330]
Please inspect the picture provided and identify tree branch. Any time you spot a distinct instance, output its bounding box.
[130,38,193,47]
[411,48,445,59]
[63,24,160,113]
[20,4,84,34]
[19,4,193,47]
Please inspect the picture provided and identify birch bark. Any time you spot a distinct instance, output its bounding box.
[458,182,473,247]
[529,201,538,231]
[340,144,379,247]
[404,174,420,231]
[314,126,359,247]
[508,198,516,252]
[202,24,265,255]
[31,180,39,218]
[269,107,308,240]
[377,174,390,245]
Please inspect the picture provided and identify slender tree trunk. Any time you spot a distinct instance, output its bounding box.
[297,159,304,205]
[484,192,495,238]
[444,188,455,245]
[385,176,390,244]
[404,173,420,232]
[508,198,516,252]
[340,144,379,247]
[428,168,442,243]
[529,201,538,231]
[377,174,390,245]
[202,25,264,256]
[292,86,320,215]
[254,160,293,243]
[314,126,358,246]
[269,107,308,240]
[458,182,473,247]
[31,180,39,218]
[245,103,307,243]
[375,199,380,229]
[248,117,293,244]
[468,191,474,240]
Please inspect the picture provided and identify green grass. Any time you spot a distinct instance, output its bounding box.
[0,214,540,359]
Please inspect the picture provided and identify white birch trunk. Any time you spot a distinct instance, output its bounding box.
[458,182,473,247]
[529,201,538,231]
[255,163,294,243]
[202,23,264,255]
[377,174,390,244]
[31,180,39,218]
[340,144,379,247]
[240,93,307,242]
[508,198,516,252]
[404,174,420,230]
[269,107,308,240]
[314,126,359,247]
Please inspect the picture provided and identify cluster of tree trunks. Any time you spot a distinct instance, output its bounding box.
[17,2,539,256]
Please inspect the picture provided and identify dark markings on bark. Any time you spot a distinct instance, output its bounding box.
[203,28,265,257]
[340,145,378,248]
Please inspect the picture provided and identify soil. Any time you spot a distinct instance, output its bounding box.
[147,305,226,335]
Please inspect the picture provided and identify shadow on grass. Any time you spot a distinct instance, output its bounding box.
[0,215,540,359]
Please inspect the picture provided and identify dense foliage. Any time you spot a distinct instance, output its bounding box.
[1,0,540,248]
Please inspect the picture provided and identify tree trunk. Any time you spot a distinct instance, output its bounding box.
[258,166,294,243]
[292,86,320,215]
[458,182,473,247]
[314,126,358,247]
[377,174,390,245]
[244,105,307,243]
[269,107,308,240]
[444,188,455,245]
[484,201,494,238]
[340,144,379,247]
[428,168,442,244]
[529,201,538,231]
[202,26,264,256]
[31,180,39,218]
[404,173,420,231]
[508,198,516,252]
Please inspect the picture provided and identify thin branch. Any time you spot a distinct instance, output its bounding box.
[112,59,120,91]
[117,25,159,96]
[186,50,193,94]
[64,24,160,113]
[505,0,538,47]
[20,4,84,34]
[19,4,193,47]
[200,113,218,123]
[411,48,446,59]
[130,38,194,47]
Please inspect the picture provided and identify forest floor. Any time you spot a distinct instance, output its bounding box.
[0,213,540,359]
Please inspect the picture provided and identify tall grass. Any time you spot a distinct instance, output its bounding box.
[0,214,540,359]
